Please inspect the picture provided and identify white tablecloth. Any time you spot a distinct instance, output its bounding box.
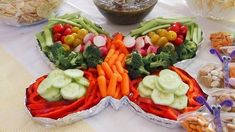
[0,0,235,131]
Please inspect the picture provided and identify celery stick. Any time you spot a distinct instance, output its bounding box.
[142,24,171,35]
[83,17,109,35]
[190,24,195,40]
[49,18,82,28]
[44,28,53,47]
[77,17,98,35]
[36,32,47,52]
[185,30,191,41]
[197,27,202,44]
[58,12,80,19]
[154,17,194,24]
[192,27,198,44]
[131,20,159,36]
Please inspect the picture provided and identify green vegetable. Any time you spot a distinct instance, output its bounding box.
[83,45,103,68]
[125,51,150,79]
[36,32,47,52]
[49,18,82,28]
[49,44,86,70]
[176,40,198,60]
[142,24,171,35]
[149,52,171,69]
[83,17,109,35]
[77,17,98,35]
[44,28,53,47]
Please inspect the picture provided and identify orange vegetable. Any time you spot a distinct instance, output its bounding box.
[114,40,129,54]
[230,66,235,78]
[106,38,112,49]
[121,73,130,96]
[114,84,121,99]
[113,32,123,41]
[108,51,119,66]
[101,62,113,79]
[107,73,118,97]
[104,48,115,62]
[115,61,124,74]
[97,65,105,76]
[117,53,125,62]
[97,76,107,98]
[111,65,122,82]
[121,56,127,67]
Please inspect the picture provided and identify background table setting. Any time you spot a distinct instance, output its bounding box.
[0,0,235,132]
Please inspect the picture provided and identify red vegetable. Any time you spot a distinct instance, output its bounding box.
[52,24,64,33]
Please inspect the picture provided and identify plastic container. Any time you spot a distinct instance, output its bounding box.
[93,0,158,25]
[0,0,62,26]
[185,0,235,20]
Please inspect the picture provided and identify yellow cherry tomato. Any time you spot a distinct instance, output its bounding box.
[151,34,160,45]
[72,38,83,48]
[167,31,177,41]
[156,29,168,37]
[77,28,88,40]
[71,33,79,39]
[148,32,156,38]
[72,27,80,33]
[64,35,75,45]
[62,44,71,51]
[157,37,168,47]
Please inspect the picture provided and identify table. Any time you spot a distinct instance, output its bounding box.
[0,0,234,131]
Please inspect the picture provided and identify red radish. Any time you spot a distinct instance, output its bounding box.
[83,33,95,44]
[93,35,107,47]
[73,45,84,52]
[147,45,158,54]
[143,43,151,50]
[100,34,107,41]
[135,37,145,49]
[137,48,147,56]
[99,46,108,57]
[123,36,136,48]
[144,36,152,45]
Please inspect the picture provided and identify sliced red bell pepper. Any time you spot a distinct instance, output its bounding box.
[137,97,154,105]
[35,97,85,119]
[129,78,142,101]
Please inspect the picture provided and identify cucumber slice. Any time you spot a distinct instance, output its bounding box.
[142,75,158,89]
[174,82,189,96]
[64,69,84,79]
[52,75,72,88]
[61,83,86,100]
[48,69,64,79]
[138,82,153,97]
[40,87,62,102]
[155,78,169,93]
[37,78,53,95]
[75,77,89,87]
[151,89,174,105]
[159,69,182,92]
[170,95,188,110]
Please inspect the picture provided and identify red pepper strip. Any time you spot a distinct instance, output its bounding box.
[138,103,150,112]
[129,78,142,101]
[32,75,47,92]
[183,106,201,113]
[27,84,34,96]
[35,97,85,119]
[148,105,178,120]
[87,68,98,77]
[137,97,154,105]
[27,101,72,110]
[31,106,64,116]
[28,92,46,104]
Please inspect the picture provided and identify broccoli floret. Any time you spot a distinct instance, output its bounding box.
[150,52,171,69]
[161,44,179,64]
[49,44,85,70]
[83,45,103,67]
[126,51,149,79]
[176,40,197,60]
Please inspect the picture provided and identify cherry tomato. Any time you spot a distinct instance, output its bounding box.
[150,34,160,45]
[62,44,71,51]
[178,35,184,40]
[157,37,168,46]
[148,32,156,38]
[174,37,184,46]
[180,25,188,36]
[61,36,66,43]
[64,24,73,29]
[64,35,75,45]
[72,38,83,48]
[167,31,177,41]
[72,27,80,33]
[171,22,182,28]
[71,33,79,39]
[52,24,64,33]
[169,25,180,34]
[53,33,62,42]
[156,29,168,37]
[63,28,72,36]
[77,29,88,39]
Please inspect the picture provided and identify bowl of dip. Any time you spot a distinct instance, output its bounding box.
[93,0,158,25]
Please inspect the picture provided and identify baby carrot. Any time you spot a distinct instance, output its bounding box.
[107,73,118,97]
[115,61,124,74]
[97,75,107,98]
[121,73,130,96]
[104,48,115,62]
[101,62,113,79]
[106,38,112,50]
[108,51,119,66]
[97,64,105,76]
[117,53,125,62]
[115,40,129,54]
[121,56,127,67]
[113,32,123,41]
[111,65,122,82]
[114,84,121,99]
